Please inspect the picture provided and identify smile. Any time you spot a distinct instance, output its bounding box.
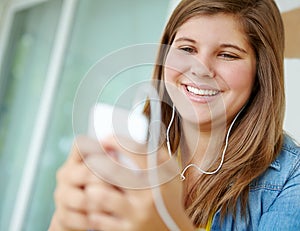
[186,85,220,96]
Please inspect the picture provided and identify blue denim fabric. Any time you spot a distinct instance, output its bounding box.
[211,134,300,231]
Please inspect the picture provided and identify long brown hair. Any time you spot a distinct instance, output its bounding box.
[146,0,285,227]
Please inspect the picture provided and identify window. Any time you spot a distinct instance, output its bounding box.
[0,0,62,229]
[0,0,170,230]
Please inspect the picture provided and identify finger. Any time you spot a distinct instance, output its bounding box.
[55,183,88,213]
[55,204,90,230]
[85,182,128,216]
[84,153,152,189]
[101,136,179,174]
[56,160,95,187]
[101,136,148,169]
[85,139,180,189]
[69,135,104,164]
[88,213,126,231]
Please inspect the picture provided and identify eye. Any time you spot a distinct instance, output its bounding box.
[218,52,239,61]
[178,46,197,54]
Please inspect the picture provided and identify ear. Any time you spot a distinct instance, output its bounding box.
[282,7,300,58]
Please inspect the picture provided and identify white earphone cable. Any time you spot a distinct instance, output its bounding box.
[166,105,176,158]
[166,105,244,180]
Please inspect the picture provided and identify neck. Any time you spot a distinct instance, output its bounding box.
[179,106,244,181]
[180,120,225,176]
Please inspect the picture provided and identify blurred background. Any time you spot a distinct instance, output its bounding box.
[0,0,299,230]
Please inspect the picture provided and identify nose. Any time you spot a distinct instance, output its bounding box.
[190,57,215,78]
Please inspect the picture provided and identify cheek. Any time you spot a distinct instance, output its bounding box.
[164,67,180,84]
[221,64,255,95]
[164,48,194,81]
[163,67,180,102]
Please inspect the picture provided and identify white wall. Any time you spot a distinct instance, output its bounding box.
[276,0,300,142]
[275,0,300,12]
[284,59,300,142]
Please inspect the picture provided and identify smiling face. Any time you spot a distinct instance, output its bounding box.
[164,13,257,129]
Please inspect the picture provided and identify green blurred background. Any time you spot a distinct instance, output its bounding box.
[0,0,170,230]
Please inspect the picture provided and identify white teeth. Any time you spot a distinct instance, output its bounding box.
[186,85,219,96]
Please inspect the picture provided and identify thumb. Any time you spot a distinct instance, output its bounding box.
[68,135,103,164]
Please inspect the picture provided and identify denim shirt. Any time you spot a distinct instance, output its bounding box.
[211,135,300,231]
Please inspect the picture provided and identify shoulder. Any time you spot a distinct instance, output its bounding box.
[273,134,300,176]
[211,135,300,230]
[246,134,300,230]
[250,134,300,190]
[281,133,300,158]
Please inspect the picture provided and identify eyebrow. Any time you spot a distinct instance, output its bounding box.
[220,43,247,54]
[174,37,197,43]
[174,37,248,54]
